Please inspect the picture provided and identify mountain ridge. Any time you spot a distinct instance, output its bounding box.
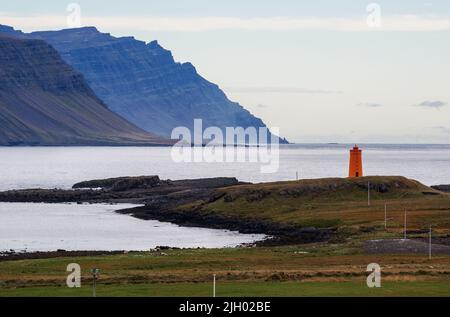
[0,25,288,144]
[0,34,171,146]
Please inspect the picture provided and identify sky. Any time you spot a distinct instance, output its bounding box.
[1,0,450,143]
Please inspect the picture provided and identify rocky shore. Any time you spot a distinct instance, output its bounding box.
[0,175,333,245]
[0,250,125,262]
[0,176,244,204]
[117,205,333,246]
[1,175,443,248]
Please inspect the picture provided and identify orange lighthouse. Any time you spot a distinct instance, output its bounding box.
[349,145,363,177]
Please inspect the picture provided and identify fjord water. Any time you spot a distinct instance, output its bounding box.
[0,144,449,190]
[0,203,266,252]
[1,144,448,252]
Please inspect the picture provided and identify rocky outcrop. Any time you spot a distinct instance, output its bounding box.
[0,25,287,143]
[0,176,241,203]
[0,34,171,146]
[72,176,241,191]
[73,176,162,191]
[431,185,450,193]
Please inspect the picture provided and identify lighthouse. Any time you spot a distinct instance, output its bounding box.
[349,145,363,177]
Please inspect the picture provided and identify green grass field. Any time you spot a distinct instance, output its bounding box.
[1,281,450,297]
[1,246,450,297]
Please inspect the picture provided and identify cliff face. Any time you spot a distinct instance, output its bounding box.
[6,26,287,143]
[0,34,170,146]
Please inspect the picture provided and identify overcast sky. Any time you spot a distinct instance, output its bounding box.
[1,0,450,143]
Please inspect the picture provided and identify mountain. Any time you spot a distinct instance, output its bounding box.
[0,25,287,143]
[0,34,170,146]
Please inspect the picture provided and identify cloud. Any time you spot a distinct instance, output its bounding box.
[358,102,383,108]
[415,100,447,109]
[2,14,450,33]
[225,87,341,94]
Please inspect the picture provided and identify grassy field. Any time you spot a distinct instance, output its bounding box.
[2,281,450,297]
[1,245,450,297]
[1,176,449,297]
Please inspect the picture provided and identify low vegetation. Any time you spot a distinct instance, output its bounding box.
[179,176,450,234]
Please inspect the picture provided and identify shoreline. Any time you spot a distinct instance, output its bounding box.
[0,175,449,253]
[0,175,336,246]
[0,250,126,262]
[117,205,333,246]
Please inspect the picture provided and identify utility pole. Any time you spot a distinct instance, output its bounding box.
[91,268,100,298]
[404,209,407,240]
[213,274,216,298]
[429,225,432,260]
[296,171,299,181]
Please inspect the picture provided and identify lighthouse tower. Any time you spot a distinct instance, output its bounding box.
[349,145,363,177]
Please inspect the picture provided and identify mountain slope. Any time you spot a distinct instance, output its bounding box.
[0,25,287,143]
[0,34,170,146]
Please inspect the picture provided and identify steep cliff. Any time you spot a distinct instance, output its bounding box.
[1,25,287,143]
[0,34,170,146]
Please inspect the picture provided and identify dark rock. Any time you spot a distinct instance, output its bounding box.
[224,194,237,203]
[0,176,241,204]
[431,185,450,193]
[172,177,240,189]
[121,204,333,246]
[245,190,271,202]
[111,177,161,192]
[0,250,125,262]
[422,191,440,196]
[73,176,161,191]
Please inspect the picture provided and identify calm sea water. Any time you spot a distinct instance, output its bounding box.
[0,144,449,189]
[0,203,265,252]
[0,145,448,252]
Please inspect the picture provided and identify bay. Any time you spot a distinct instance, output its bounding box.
[0,203,265,252]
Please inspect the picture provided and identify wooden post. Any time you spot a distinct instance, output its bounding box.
[429,225,432,260]
[404,209,407,240]
[213,274,216,297]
